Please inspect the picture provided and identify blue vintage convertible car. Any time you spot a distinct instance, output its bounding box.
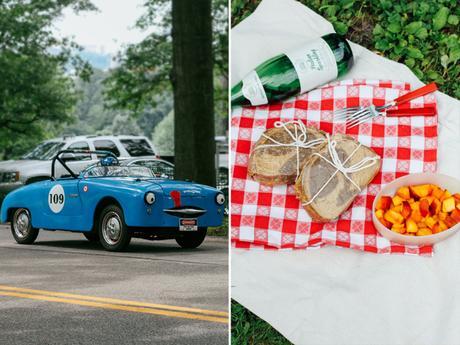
[0,150,225,251]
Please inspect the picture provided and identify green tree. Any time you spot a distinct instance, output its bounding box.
[172,0,216,186]
[137,92,174,137]
[152,110,174,156]
[110,114,142,136]
[0,0,95,159]
[104,33,172,115]
[64,68,173,137]
[103,0,228,135]
[75,70,106,130]
[64,68,115,135]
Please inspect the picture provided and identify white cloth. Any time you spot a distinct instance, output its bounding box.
[231,1,460,344]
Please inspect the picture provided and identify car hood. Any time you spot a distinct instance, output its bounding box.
[149,179,219,197]
[86,177,219,197]
[0,159,50,172]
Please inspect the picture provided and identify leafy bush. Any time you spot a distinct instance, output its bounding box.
[232,0,460,98]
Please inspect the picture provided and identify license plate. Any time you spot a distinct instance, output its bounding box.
[179,218,198,231]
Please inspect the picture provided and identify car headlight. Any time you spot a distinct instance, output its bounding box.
[144,192,156,205]
[1,171,19,183]
[215,192,225,205]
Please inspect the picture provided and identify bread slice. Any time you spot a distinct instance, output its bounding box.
[248,124,326,186]
[295,134,381,221]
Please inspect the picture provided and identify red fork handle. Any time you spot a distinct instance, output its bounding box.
[393,83,438,106]
[385,106,437,117]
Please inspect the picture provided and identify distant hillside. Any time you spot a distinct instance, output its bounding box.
[63,68,173,138]
[62,66,226,158]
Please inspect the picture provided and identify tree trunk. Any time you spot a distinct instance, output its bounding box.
[172,0,216,186]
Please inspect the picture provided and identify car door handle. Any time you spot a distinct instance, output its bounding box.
[68,193,79,198]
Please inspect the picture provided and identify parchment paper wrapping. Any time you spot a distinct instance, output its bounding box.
[295,133,381,221]
[248,123,326,185]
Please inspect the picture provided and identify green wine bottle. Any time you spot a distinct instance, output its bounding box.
[231,33,353,106]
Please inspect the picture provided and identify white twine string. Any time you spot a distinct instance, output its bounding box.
[254,120,325,178]
[303,134,379,206]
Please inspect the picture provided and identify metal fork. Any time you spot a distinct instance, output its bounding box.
[335,83,438,128]
[347,105,437,128]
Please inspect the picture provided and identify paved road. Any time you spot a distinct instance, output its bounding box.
[0,225,228,345]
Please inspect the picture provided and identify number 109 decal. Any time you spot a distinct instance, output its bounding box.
[48,184,65,213]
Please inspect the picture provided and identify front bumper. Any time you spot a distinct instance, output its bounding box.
[163,206,207,218]
[124,200,225,228]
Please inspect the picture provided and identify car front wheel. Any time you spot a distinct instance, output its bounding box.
[11,208,39,245]
[175,227,207,249]
[98,205,131,251]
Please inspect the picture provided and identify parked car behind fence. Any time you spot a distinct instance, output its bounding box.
[0,135,157,206]
[0,134,229,207]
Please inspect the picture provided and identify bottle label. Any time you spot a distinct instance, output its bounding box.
[285,38,338,94]
[241,70,268,106]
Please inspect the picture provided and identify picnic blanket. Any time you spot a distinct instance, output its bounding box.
[231,79,438,255]
[231,1,460,344]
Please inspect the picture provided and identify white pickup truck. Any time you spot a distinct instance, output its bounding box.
[0,135,157,204]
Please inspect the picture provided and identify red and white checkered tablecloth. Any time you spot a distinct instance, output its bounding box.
[231,79,438,256]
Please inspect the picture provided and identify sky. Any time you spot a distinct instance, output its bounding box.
[53,0,151,69]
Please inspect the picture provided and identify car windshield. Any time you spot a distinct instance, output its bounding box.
[120,139,155,156]
[22,141,65,160]
[84,166,154,178]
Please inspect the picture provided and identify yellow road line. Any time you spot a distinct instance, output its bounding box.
[0,285,227,317]
[0,290,227,324]
[0,285,228,323]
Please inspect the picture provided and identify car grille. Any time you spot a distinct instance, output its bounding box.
[164,206,207,218]
[0,172,14,183]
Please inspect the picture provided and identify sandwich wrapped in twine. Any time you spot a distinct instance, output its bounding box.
[248,120,326,185]
[296,133,381,222]
[303,134,380,206]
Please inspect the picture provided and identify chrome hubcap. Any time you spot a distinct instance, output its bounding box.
[102,212,122,245]
[14,209,30,239]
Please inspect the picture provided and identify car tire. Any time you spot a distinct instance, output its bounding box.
[10,208,39,245]
[83,232,99,243]
[98,205,131,251]
[175,227,207,249]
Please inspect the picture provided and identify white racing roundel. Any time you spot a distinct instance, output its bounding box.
[48,184,65,213]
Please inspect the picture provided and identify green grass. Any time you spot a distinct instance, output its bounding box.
[232,0,460,98]
[231,0,459,343]
[231,300,292,345]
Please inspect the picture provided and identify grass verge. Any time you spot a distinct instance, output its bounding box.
[208,215,228,236]
[231,300,292,345]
